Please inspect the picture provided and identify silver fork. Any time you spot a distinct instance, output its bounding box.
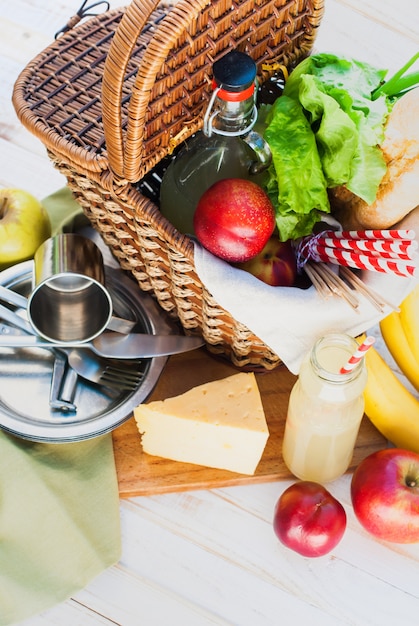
[54,352,143,409]
[66,350,144,391]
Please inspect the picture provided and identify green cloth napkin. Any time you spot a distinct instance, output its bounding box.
[0,188,121,624]
[0,434,121,625]
[42,186,84,235]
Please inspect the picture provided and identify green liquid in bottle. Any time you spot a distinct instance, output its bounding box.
[159,50,271,235]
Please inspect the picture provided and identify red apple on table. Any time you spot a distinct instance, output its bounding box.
[193,178,276,263]
[273,481,347,557]
[351,448,419,543]
[235,236,297,286]
[0,188,51,270]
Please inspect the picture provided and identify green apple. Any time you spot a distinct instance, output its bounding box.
[0,188,51,270]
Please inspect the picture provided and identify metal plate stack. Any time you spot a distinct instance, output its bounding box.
[0,261,169,442]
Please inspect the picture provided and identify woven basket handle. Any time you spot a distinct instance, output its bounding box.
[102,0,208,181]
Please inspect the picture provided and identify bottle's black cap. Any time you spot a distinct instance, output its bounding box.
[213,51,256,92]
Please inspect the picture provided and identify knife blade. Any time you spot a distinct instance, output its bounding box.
[0,331,205,358]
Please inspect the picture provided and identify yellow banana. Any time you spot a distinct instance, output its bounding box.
[399,283,419,365]
[360,340,419,454]
[379,310,419,393]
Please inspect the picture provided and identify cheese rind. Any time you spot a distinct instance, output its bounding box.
[134,372,269,475]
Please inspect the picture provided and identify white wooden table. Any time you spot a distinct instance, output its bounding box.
[1,1,419,624]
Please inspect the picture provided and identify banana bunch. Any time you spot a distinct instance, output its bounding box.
[379,283,419,393]
[359,283,419,454]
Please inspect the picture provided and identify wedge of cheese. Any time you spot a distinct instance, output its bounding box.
[134,372,269,475]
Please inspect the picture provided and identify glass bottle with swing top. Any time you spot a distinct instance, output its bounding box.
[159,50,272,235]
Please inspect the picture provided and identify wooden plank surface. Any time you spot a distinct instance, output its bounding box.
[112,348,386,497]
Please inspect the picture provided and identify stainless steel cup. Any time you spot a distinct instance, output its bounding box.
[28,233,113,343]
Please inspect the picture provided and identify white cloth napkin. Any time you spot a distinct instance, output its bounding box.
[194,243,417,374]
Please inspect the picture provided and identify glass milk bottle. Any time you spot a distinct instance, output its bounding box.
[159,50,271,234]
[282,333,368,483]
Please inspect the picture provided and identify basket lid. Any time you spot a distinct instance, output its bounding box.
[12,0,325,184]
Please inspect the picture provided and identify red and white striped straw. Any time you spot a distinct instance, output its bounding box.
[311,245,417,277]
[297,229,418,278]
[340,336,375,374]
[318,236,417,259]
[324,229,416,241]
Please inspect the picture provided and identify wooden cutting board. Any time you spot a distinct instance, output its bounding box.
[112,347,386,497]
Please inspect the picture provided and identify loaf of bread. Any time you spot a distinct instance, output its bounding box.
[329,87,419,229]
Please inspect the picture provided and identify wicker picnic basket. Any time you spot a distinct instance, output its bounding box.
[13,0,324,370]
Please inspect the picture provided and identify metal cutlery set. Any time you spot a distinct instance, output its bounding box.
[0,234,204,441]
[0,287,138,409]
[0,232,204,424]
[0,261,184,441]
[0,287,204,413]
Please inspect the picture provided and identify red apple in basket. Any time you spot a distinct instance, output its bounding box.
[0,188,51,270]
[273,481,347,557]
[351,448,419,543]
[235,236,297,286]
[193,178,276,262]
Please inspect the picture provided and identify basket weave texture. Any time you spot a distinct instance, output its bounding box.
[13,0,324,370]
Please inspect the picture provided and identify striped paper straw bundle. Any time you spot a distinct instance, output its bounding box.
[298,229,418,278]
